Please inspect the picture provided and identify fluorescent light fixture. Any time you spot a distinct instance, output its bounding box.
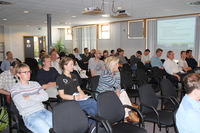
[102,14,110,17]
[71,16,76,17]
[24,11,29,13]
[3,19,7,21]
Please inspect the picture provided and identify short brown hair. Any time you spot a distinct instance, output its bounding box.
[41,55,51,63]
[166,51,173,57]
[156,48,163,53]
[183,73,200,94]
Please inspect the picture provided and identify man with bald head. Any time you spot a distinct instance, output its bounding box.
[88,50,105,77]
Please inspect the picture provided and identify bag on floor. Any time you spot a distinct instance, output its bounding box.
[0,107,9,131]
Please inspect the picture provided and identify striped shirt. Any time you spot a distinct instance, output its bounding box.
[11,81,48,116]
[97,69,121,93]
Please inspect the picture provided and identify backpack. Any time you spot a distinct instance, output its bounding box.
[0,107,9,131]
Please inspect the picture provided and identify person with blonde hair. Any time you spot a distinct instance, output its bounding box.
[56,57,97,123]
[96,56,138,122]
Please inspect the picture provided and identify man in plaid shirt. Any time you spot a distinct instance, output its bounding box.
[0,61,21,103]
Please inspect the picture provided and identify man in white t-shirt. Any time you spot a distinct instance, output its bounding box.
[141,49,151,67]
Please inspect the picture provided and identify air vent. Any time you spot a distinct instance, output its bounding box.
[188,1,200,5]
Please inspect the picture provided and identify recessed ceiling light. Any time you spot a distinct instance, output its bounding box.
[71,16,76,18]
[3,19,7,21]
[24,11,29,13]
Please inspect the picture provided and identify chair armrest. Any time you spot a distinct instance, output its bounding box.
[123,105,145,128]
[7,109,20,132]
[140,102,160,125]
[49,128,56,133]
[91,115,112,133]
[160,95,179,107]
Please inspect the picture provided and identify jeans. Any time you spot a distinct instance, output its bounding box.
[23,109,52,133]
[130,64,138,77]
[78,98,97,124]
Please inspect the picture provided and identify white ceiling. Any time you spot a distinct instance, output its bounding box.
[0,0,199,27]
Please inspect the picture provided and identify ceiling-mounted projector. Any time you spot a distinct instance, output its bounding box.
[111,9,131,18]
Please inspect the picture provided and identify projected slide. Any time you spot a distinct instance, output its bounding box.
[157,17,196,50]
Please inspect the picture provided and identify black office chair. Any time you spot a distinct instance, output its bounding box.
[122,63,134,77]
[50,100,109,133]
[97,91,147,133]
[137,62,152,76]
[120,71,139,103]
[89,76,100,99]
[136,69,160,93]
[160,79,180,111]
[152,67,164,80]
[8,99,32,133]
[138,84,175,133]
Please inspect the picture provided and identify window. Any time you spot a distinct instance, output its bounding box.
[65,28,72,40]
[128,20,144,38]
[99,24,110,39]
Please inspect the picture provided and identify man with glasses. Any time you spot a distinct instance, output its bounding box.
[11,63,52,133]
[88,50,105,77]
[1,51,16,71]
[0,61,20,103]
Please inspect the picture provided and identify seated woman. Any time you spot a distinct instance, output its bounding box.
[56,57,97,123]
[96,56,138,122]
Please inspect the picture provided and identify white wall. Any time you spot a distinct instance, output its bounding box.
[98,22,146,58]
[3,26,61,62]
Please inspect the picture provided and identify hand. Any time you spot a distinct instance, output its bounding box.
[24,96,30,100]
[160,67,164,70]
[76,94,86,100]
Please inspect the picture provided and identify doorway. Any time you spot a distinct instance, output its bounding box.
[23,36,46,60]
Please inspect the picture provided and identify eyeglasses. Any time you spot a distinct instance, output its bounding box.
[19,71,32,74]
[13,76,18,83]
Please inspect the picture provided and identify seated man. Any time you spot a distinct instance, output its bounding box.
[1,51,16,71]
[50,50,62,74]
[150,48,164,69]
[116,49,128,67]
[185,49,198,70]
[141,49,151,67]
[73,47,82,60]
[178,51,192,72]
[11,63,52,133]
[0,61,20,103]
[37,55,60,98]
[88,50,105,77]
[163,51,185,82]
[176,73,200,133]
[130,50,142,71]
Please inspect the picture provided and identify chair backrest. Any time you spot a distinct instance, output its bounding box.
[90,76,100,91]
[71,70,83,86]
[97,91,125,124]
[10,98,22,121]
[138,84,158,114]
[122,63,133,76]
[52,100,89,133]
[136,69,148,84]
[174,109,179,133]
[160,79,177,98]
[137,62,147,72]
[152,67,163,79]
[120,71,133,89]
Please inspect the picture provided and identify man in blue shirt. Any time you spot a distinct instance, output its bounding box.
[176,73,200,133]
[1,51,16,71]
[150,48,164,70]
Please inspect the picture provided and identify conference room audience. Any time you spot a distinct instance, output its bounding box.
[178,51,192,72]
[11,63,52,133]
[88,50,105,77]
[38,50,46,69]
[1,51,16,71]
[176,73,200,133]
[150,48,164,69]
[185,49,198,69]
[56,57,97,123]
[96,56,138,122]
[141,49,151,67]
[37,55,60,98]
